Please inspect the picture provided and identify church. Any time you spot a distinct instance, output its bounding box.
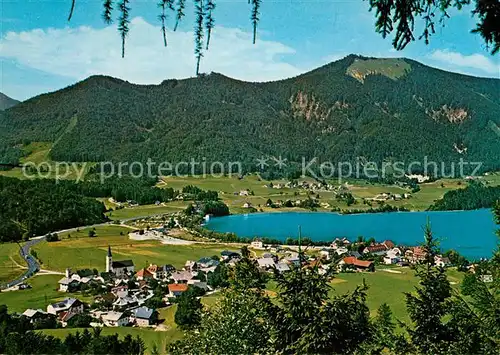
[106,246,135,277]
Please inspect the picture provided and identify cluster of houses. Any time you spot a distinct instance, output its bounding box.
[255,253,298,274]
[21,246,243,330]
[252,237,451,274]
[405,246,451,267]
[22,298,85,327]
[22,298,156,329]
[252,246,371,275]
[331,238,449,268]
[241,197,322,210]
[19,233,454,330]
[368,192,412,202]
[263,180,336,191]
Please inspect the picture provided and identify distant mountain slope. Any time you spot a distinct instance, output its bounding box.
[0,93,19,110]
[1,55,499,176]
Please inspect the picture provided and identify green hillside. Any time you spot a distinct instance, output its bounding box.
[1,55,499,176]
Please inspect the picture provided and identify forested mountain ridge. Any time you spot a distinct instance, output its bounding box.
[1,55,499,175]
[0,93,19,110]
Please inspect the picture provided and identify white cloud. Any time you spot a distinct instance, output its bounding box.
[0,17,303,86]
[428,50,499,76]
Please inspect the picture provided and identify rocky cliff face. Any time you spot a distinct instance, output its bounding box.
[429,105,468,124]
[289,92,350,121]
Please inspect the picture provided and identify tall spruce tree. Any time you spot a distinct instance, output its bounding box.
[230,246,267,290]
[174,288,203,329]
[445,201,500,353]
[404,221,454,354]
[168,289,275,354]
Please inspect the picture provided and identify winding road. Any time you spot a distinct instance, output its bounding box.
[2,213,175,289]
[3,222,111,289]
[5,237,46,289]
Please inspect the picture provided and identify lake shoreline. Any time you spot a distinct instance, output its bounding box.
[204,209,496,259]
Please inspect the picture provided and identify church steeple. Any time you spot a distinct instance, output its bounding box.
[106,245,112,273]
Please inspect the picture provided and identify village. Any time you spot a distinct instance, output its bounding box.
[15,227,452,331]
[236,180,413,210]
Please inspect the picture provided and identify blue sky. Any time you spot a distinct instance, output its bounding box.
[1,0,498,100]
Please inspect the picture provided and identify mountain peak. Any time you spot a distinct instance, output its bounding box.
[0,92,20,110]
[346,57,412,82]
[79,75,128,86]
[2,57,498,176]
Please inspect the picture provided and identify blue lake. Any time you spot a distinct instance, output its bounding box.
[205,209,498,259]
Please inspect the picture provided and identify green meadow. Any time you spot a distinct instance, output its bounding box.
[0,274,93,312]
[332,267,463,323]
[0,243,26,285]
[267,266,464,323]
[1,141,497,215]
[1,142,491,216]
[108,173,498,216]
[105,201,189,221]
[41,327,180,355]
[0,142,93,180]
[31,225,241,272]
[160,174,472,213]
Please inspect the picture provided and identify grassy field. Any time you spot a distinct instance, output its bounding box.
[41,325,182,354]
[159,174,474,214]
[0,142,93,180]
[346,58,411,82]
[2,142,497,214]
[31,225,241,272]
[0,243,26,285]
[161,174,312,214]
[0,274,93,313]
[267,266,464,323]
[2,144,494,216]
[106,201,189,221]
[331,267,463,323]
[329,270,418,323]
[483,171,500,186]
[94,174,470,219]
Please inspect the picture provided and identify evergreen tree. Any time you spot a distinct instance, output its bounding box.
[174,288,202,329]
[272,265,372,353]
[404,221,454,354]
[230,247,266,289]
[168,289,274,354]
[207,263,229,288]
[117,0,130,58]
[369,303,397,353]
[445,201,500,353]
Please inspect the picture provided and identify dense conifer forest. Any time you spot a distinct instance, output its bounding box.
[0,174,230,242]
[0,177,107,242]
[0,176,179,242]
[429,181,500,211]
[1,56,499,176]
